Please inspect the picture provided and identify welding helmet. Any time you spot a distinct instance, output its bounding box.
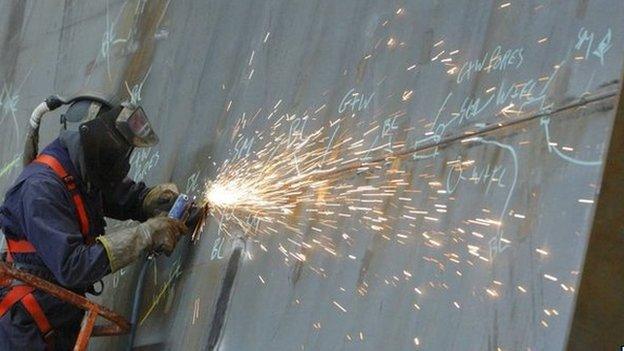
[60,94,159,187]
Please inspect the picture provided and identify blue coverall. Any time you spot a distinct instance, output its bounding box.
[0,137,150,349]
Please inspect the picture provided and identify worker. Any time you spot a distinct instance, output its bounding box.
[0,95,188,350]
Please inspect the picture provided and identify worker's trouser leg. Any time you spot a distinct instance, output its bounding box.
[0,302,48,350]
[0,289,84,350]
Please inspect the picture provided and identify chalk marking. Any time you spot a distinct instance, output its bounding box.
[0,156,20,180]
[468,138,517,259]
[541,117,601,166]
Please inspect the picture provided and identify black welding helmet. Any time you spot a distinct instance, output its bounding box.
[60,94,159,187]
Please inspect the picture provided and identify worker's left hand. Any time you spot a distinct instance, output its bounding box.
[142,183,179,218]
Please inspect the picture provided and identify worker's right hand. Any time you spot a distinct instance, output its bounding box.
[139,216,188,256]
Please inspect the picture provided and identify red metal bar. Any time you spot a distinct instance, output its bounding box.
[74,309,99,351]
[0,262,130,346]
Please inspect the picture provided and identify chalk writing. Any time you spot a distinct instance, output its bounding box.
[338,89,375,114]
[124,66,152,105]
[322,124,340,164]
[211,237,225,260]
[381,116,399,152]
[575,27,613,65]
[411,60,561,159]
[100,0,130,80]
[446,157,507,195]
[0,73,30,150]
[411,134,440,160]
[457,45,524,84]
[540,117,601,166]
[185,169,202,195]
[0,84,19,118]
[129,148,160,181]
[112,266,128,289]
[112,271,119,288]
[287,114,308,146]
[457,94,495,125]
[210,213,231,261]
[362,116,399,161]
[139,260,182,325]
[467,138,518,259]
[243,214,261,236]
[192,298,200,325]
[0,155,20,181]
[233,136,254,160]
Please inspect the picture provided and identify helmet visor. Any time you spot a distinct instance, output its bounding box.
[115,106,159,147]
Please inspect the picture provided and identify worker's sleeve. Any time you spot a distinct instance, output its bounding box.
[102,177,150,222]
[21,177,111,289]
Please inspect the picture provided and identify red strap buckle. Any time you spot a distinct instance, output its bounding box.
[62,175,77,191]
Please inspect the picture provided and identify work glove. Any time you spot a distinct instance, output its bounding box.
[96,217,188,273]
[143,183,179,218]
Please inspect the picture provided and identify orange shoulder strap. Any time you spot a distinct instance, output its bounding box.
[5,154,92,258]
[34,154,90,239]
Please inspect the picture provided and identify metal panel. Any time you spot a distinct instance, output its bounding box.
[568,74,624,350]
[0,1,622,350]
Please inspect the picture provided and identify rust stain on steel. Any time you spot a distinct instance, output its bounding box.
[118,0,172,98]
